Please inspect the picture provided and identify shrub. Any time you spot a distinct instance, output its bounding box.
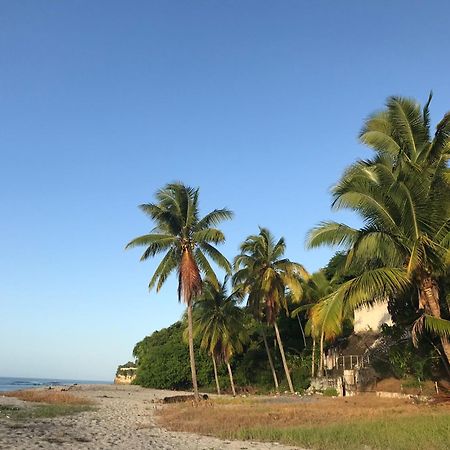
[323,387,338,397]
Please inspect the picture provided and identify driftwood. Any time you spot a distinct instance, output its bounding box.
[162,394,209,404]
[431,394,450,404]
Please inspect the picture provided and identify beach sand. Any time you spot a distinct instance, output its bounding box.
[0,384,303,449]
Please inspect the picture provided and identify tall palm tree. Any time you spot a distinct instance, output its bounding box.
[126,182,233,398]
[307,95,450,364]
[234,227,309,393]
[190,277,248,396]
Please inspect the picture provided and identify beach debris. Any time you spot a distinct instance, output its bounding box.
[162,394,209,404]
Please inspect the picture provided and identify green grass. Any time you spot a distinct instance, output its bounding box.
[0,403,94,421]
[222,413,450,450]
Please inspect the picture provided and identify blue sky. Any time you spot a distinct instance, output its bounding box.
[1,1,449,381]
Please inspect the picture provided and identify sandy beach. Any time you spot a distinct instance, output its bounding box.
[0,384,302,449]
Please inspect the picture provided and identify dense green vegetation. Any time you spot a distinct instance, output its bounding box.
[132,312,311,392]
[128,95,450,393]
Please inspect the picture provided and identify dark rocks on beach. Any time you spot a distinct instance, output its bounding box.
[162,394,209,404]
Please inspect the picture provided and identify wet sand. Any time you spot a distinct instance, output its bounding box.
[0,384,303,449]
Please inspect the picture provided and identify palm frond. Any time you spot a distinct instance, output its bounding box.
[125,234,177,261]
[337,268,411,312]
[310,292,344,342]
[200,242,232,273]
[306,221,359,249]
[148,248,178,291]
[192,228,226,245]
[195,248,219,289]
[412,314,450,346]
[197,208,234,229]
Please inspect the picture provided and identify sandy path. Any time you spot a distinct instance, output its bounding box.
[0,384,303,449]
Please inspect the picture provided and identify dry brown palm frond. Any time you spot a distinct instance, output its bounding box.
[178,248,202,304]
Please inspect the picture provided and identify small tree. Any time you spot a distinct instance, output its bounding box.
[190,278,248,396]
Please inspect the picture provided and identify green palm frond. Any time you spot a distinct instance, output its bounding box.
[200,242,232,273]
[195,248,219,289]
[280,272,303,302]
[125,233,176,250]
[426,112,450,163]
[360,110,400,158]
[310,292,344,342]
[337,267,410,312]
[291,303,316,317]
[423,315,450,338]
[412,314,450,346]
[148,248,178,291]
[197,208,234,229]
[346,229,404,270]
[192,228,226,245]
[306,221,359,249]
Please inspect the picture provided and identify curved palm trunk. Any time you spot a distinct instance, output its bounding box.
[187,302,199,400]
[419,277,450,365]
[261,327,279,392]
[274,322,295,394]
[226,362,236,397]
[297,315,307,348]
[311,334,316,378]
[211,354,221,395]
[318,327,325,377]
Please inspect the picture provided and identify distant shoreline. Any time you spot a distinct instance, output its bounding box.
[0,376,112,393]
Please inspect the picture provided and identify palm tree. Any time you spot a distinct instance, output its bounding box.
[292,271,337,377]
[307,95,450,364]
[126,182,233,398]
[190,277,248,396]
[234,227,309,393]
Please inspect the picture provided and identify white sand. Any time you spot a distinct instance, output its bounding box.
[0,384,304,449]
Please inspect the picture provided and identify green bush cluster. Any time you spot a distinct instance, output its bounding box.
[132,313,312,392]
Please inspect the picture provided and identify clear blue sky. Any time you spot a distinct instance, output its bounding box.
[1,1,449,381]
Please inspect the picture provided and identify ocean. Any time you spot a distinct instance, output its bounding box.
[0,376,110,392]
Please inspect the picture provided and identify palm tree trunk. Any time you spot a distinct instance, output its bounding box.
[261,327,279,392]
[297,315,307,348]
[319,327,325,377]
[187,302,199,400]
[311,334,316,378]
[226,362,236,397]
[273,322,295,394]
[419,277,450,365]
[212,354,221,395]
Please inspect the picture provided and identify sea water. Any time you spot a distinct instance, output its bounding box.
[0,376,110,392]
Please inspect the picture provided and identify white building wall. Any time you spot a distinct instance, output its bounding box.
[353,301,392,333]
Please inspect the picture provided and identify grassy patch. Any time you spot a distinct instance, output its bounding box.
[3,389,92,405]
[157,394,450,450]
[229,414,450,450]
[1,389,95,422]
[0,403,94,421]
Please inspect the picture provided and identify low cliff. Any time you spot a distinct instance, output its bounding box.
[115,361,137,385]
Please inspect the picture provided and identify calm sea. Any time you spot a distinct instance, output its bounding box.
[0,376,110,392]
